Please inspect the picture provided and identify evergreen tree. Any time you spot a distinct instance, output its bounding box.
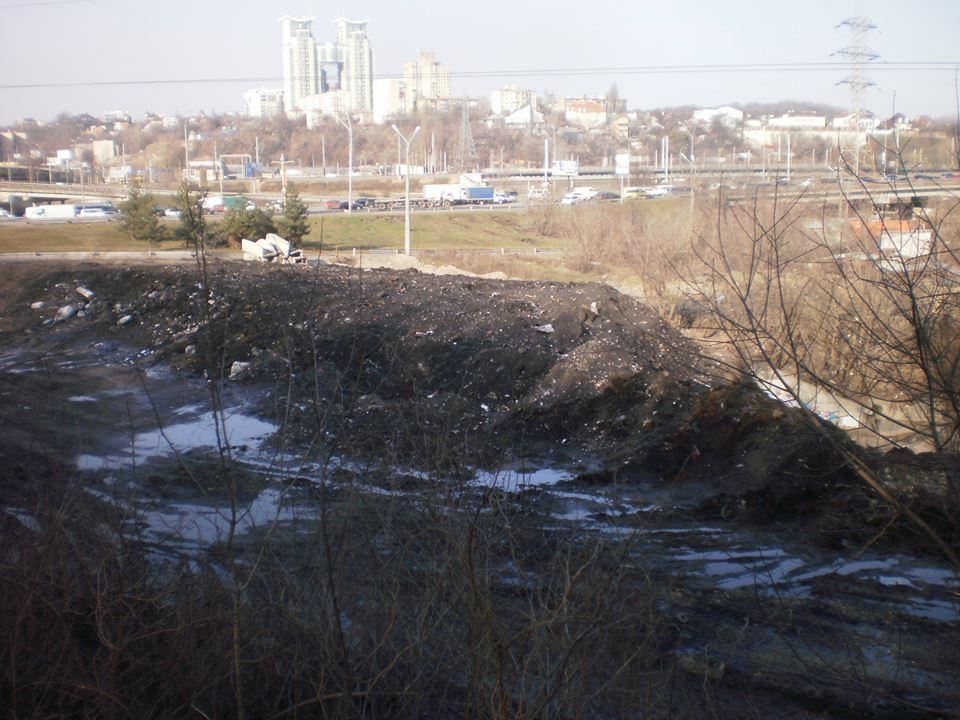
[219,207,277,244]
[118,183,167,248]
[276,185,310,244]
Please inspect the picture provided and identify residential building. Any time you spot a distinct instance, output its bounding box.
[491,85,537,116]
[243,88,285,118]
[693,106,744,128]
[563,97,609,129]
[316,41,345,92]
[280,16,320,114]
[403,52,451,113]
[504,104,544,133]
[335,17,374,112]
[767,114,827,130]
[373,78,406,124]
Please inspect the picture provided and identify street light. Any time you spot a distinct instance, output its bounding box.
[335,113,354,213]
[392,124,420,256]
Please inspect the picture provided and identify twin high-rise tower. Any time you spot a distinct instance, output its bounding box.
[279,15,373,116]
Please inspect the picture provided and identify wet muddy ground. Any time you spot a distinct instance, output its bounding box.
[1,260,957,718]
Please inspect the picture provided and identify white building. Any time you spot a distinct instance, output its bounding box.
[491,85,537,117]
[767,114,827,129]
[563,97,608,129]
[373,78,406,124]
[693,106,744,128]
[335,17,374,112]
[280,16,320,114]
[243,88,285,118]
[403,52,451,113]
[504,104,544,132]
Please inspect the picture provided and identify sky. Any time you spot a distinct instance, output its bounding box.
[1,0,958,125]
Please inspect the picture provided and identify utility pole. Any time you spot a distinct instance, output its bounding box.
[336,113,354,212]
[271,154,295,207]
[183,123,190,181]
[392,124,420,256]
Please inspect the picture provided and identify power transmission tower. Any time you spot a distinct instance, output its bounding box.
[453,98,478,173]
[833,17,878,175]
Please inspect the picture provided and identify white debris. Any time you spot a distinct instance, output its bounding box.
[534,323,555,334]
[117,314,134,326]
[30,301,46,310]
[76,286,95,300]
[54,304,78,322]
[590,301,599,315]
[184,345,197,356]
[229,361,252,381]
[242,233,305,264]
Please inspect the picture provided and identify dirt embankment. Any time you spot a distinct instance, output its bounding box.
[0,259,954,549]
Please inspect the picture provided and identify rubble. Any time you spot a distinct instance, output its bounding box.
[241,233,305,264]
[54,304,78,322]
[76,286,95,300]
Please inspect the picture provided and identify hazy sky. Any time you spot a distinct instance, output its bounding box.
[1,0,958,124]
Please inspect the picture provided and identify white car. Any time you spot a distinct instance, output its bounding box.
[0,208,11,219]
[164,208,183,218]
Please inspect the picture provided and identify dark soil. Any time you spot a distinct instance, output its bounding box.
[1,258,957,719]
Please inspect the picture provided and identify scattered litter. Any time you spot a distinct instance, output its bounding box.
[76,286,96,300]
[534,323,555,334]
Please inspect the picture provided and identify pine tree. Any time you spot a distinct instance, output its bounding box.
[276,185,310,244]
[118,183,167,248]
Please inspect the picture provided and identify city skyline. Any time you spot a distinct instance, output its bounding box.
[1,0,959,125]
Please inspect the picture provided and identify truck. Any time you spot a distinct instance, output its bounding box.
[422,183,496,206]
[25,204,80,219]
[202,195,253,213]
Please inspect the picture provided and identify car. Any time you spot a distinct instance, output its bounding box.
[595,191,620,201]
[164,207,183,218]
[79,207,118,218]
[340,197,374,211]
[559,192,584,206]
[493,191,515,204]
[0,208,12,219]
[527,186,550,200]
[321,199,342,211]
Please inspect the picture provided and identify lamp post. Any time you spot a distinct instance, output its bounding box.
[336,113,354,213]
[392,124,420,256]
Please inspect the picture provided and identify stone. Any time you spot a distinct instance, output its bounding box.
[76,286,96,300]
[30,301,47,310]
[117,315,135,326]
[229,361,252,381]
[54,304,78,322]
[534,323,555,334]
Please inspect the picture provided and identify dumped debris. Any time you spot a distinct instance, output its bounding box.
[241,233,305,264]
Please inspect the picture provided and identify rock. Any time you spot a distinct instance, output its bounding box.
[76,286,96,300]
[184,345,197,356]
[54,304,78,322]
[117,315,135,326]
[30,301,47,310]
[229,361,252,381]
[534,323,555,334]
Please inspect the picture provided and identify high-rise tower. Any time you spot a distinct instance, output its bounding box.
[334,17,374,112]
[279,16,320,114]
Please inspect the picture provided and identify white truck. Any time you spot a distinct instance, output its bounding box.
[25,204,80,219]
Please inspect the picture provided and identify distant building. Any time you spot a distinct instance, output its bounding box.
[336,17,374,112]
[103,109,132,124]
[403,52,451,113]
[767,114,827,130]
[693,106,744,128]
[504,104,544,132]
[490,85,537,117]
[91,139,116,164]
[373,78,406,124]
[832,114,879,132]
[563,97,609,129]
[280,16,321,114]
[244,88,285,118]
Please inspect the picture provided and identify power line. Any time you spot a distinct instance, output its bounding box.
[0,0,92,8]
[1,61,957,91]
